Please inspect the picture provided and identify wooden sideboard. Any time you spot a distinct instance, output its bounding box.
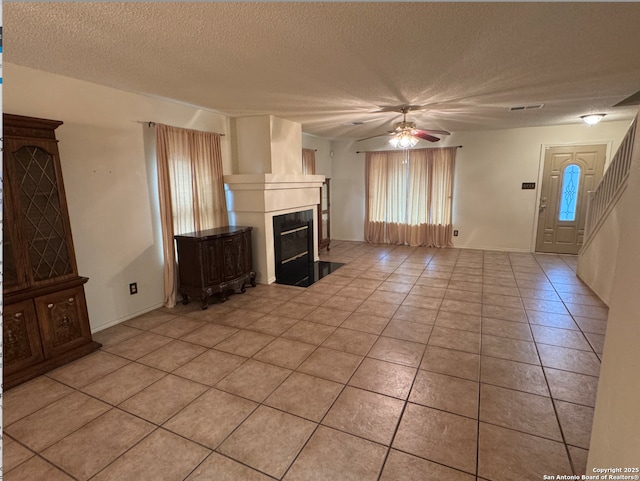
[3,114,100,389]
[175,226,256,309]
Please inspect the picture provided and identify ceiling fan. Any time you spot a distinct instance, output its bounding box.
[358,106,450,148]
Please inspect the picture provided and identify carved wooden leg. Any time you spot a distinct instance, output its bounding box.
[241,283,246,293]
[199,288,214,309]
[200,294,209,310]
[249,271,257,287]
[219,283,229,302]
[181,294,190,305]
[200,290,210,311]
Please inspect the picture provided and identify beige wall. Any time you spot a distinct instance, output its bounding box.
[234,116,273,174]
[329,139,367,241]
[330,121,631,250]
[235,115,303,175]
[4,63,232,332]
[576,187,627,305]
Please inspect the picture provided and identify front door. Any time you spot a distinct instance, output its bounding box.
[535,144,607,254]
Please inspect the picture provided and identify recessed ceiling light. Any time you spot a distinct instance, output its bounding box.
[581,114,606,125]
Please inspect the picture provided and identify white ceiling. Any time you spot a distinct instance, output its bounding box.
[5,2,640,140]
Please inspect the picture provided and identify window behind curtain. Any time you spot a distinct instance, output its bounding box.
[156,123,228,307]
[302,148,316,174]
[365,147,456,247]
[163,129,228,235]
[169,148,198,235]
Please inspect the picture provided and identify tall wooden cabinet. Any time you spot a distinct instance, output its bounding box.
[318,178,331,251]
[3,114,100,389]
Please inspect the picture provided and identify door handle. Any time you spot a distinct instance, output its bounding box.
[540,197,547,210]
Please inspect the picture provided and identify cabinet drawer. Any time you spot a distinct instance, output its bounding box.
[35,286,92,358]
[3,300,45,375]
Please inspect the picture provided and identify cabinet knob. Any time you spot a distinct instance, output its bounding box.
[48,303,54,309]
[68,298,75,303]
[14,312,22,318]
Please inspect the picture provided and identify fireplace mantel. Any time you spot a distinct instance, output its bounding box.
[224,173,325,190]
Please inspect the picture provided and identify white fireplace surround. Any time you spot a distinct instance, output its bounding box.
[224,173,324,284]
[224,115,325,284]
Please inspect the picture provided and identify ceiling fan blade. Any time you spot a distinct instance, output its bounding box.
[357,132,394,142]
[413,131,441,142]
[416,128,450,136]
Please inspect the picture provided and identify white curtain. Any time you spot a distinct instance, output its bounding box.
[365,147,456,247]
[156,123,228,307]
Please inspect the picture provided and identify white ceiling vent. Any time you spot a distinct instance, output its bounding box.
[510,104,545,111]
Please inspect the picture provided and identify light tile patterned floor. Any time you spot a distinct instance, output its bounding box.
[3,242,607,480]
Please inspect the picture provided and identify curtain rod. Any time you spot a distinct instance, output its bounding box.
[137,120,225,136]
[356,145,462,154]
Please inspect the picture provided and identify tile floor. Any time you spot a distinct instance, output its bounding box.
[3,242,608,481]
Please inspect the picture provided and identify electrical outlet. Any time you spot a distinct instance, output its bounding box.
[453,230,459,236]
[129,282,138,295]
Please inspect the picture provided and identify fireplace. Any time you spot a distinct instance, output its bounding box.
[224,114,326,284]
[273,210,314,284]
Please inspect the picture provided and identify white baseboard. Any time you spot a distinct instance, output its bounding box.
[451,244,532,253]
[332,238,533,253]
[91,302,165,333]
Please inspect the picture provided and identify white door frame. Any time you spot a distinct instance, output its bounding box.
[529,140,614,252]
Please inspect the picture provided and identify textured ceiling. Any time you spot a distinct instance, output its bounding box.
[5,2,640,139]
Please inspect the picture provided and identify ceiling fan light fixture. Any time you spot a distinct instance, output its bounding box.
[389,130,419,148]
[581,113,606,125]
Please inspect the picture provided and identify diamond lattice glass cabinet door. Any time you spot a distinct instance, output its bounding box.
[10,143,75,284]
[2,225,21,286]
[318,178,331,251]
[2,183,25,291]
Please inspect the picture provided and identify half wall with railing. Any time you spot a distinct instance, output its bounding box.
[577,115,639,304]
[584,117,637,238]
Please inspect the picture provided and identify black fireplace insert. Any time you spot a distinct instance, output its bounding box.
[273,210,314,283]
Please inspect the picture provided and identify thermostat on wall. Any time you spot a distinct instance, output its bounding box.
[522,182,536,189]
